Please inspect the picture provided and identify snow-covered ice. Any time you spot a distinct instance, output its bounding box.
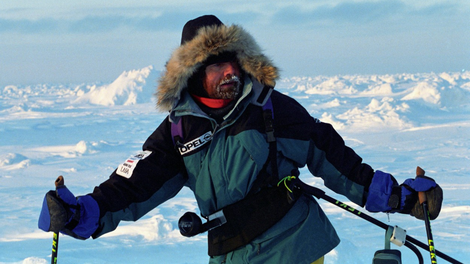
[1,67,469,263]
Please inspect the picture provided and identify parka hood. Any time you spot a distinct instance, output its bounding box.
[156,21,279,112]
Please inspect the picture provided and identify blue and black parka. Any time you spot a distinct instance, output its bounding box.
[89,21,376,264]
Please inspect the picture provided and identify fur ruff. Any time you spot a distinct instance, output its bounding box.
[156,24,279,112]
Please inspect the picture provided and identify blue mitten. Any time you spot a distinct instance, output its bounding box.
[39,185,100,239]
[365,170,443,220]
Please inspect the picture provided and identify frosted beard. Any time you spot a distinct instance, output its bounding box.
[215,75,241,99]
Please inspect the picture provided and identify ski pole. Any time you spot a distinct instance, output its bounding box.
[51,232,59,264]
[416,167,438,264]
[292,178,463,264]
[51,176,65,264]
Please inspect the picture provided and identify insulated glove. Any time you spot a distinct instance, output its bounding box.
[365,170,443,220]
[38,176,100,239]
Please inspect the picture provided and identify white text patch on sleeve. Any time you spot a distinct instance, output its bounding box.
[117,150,152,178]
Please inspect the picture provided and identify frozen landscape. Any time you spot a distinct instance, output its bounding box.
[0,66,469,263]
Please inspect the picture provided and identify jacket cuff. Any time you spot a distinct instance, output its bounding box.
[72,195,100,239]
[365,170,397,212]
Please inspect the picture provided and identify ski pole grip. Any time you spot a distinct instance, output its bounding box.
[55,176,64,188]
[416,167,427,204]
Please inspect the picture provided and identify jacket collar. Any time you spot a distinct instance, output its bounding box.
[169,76,272,124]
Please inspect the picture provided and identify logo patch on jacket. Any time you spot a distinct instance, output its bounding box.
[178,131,213,155]
[117,150,152,178]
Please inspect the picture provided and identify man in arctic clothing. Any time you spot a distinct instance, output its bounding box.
[39,15,442,264]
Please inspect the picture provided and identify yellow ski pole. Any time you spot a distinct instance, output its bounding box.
[416,167,437,264]
[51,176,64,264]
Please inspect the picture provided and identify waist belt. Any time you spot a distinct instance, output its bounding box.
[207,183,298,256]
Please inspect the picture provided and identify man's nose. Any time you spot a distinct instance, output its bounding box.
[223,62,238,75]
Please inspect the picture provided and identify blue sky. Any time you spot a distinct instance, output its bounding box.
[1,0,469,86]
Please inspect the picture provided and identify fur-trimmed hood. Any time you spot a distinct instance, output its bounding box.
[156,23,279,112]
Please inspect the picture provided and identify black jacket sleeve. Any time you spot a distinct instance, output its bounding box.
[90,116,187,237]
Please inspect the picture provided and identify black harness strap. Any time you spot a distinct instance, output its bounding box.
[263,97,279,183]
[247,97,279,195]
